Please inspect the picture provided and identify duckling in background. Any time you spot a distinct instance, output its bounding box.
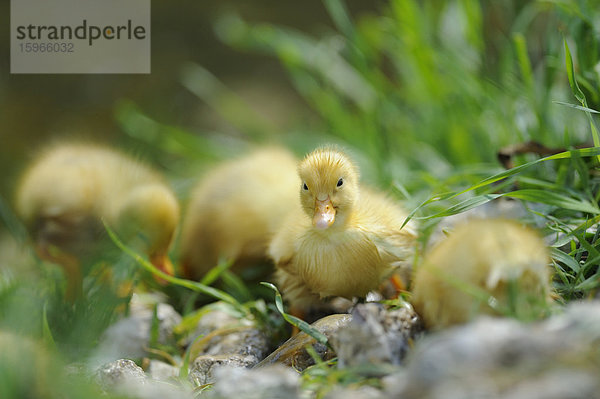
[411,219,552,330]
[268,147,418,314]
[15,143,180,300]
[180,147,299,280]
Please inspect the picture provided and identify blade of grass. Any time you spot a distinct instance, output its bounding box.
[564,38,600,160]
[42,302,58,352]
[414,193,501,219]
[413,187,599,221]
[200,258,234,286]
[564,38,586,104]
[260,282,330,347]
[403,147,600,226]
[551,248,581,273]
[505,189,599,214]
[553,101,600,114]
[221,270,253,303]
[324,0,354,38]
[103,221,247,316]
[179,332,206,380]
[514,33,534,90]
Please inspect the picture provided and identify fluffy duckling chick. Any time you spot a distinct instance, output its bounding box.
[411,219,552,330]
[15,143,180,299]
[180,147,299,280]
[268,147,417,312]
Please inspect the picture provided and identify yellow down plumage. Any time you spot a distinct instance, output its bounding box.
[411,219,552,330]
[268,147,417,311]
[180,147,299,279]
[15,143,180,298]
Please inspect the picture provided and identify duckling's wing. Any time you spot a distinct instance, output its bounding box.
[371,230,416,283]
[268,210,309,274]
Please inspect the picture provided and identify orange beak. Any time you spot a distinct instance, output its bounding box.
[313,197,336,230]
[150,253,175,285]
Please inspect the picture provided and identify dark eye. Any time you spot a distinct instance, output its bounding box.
[302,182,309,191]
[337,178,344,187]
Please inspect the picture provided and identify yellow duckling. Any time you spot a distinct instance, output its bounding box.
[15,143,180,299]
[268,147,418,312]
[180,147,299,280]
[411,219,552,330]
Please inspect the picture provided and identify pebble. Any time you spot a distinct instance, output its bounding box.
[188,354,258,386]
[332,302,422,368]
[187,303,270,360]
[146,359,179,382]
[95,359,193,399]
[95,359,146,390]
[383,301,600,398]
[206,364,301,399]
[324,386,385,399]
[256,314,352,371]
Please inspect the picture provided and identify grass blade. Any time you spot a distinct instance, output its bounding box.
[260,282,330,347]
[564,38,600,157]
[505,189,599,214]
[414,194,501,219]
[553,101,600,114]
[324,0,354,38]
[564,38,585,104]
[551,248,581,273]
[404,147,600,225]
[103,221,247,316]
[200,259,234,287]
[514,33,533,89]
[42,302,58,352]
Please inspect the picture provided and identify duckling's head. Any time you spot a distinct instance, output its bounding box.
[298,148,359,229]
[113,183,180,277]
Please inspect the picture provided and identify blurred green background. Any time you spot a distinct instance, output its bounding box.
[0,1,379,201]
[2,0,596,203]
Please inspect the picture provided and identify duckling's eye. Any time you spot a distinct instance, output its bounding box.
[302,182,309,191]
[337,178,344,187]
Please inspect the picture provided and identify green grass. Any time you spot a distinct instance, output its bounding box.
[2,0,600,397]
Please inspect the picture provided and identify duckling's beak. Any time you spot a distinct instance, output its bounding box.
[313,197,336,229]
[150,253,175,285]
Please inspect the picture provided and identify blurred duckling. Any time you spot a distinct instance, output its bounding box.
[180,147,299,280]
[15,143,180,299]
[268,147,417,313]
[411,219,552,330]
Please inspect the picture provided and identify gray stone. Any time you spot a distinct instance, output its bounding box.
[332,302,422,368]
[187,304,270,364]
[256,314,352,371]
[207,364,300,399]
[96,359,193,399]
[147,360,179,382]
[95,359,147,390]
[324,386,385,399]
[383,301,600,398]
[188,354,258,386]
[121,380,194,399]
[193,307,241,336]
